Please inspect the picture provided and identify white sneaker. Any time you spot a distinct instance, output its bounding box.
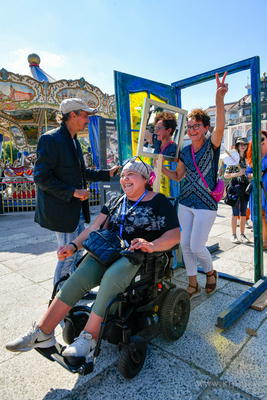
[6,322,56,352]
[240,234,250,243]
[62,331,96,362]
[231,234,240,244]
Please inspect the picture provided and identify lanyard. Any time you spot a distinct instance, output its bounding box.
[119,189,147,237]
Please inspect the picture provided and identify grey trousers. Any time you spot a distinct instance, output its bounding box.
[56,254,140,317]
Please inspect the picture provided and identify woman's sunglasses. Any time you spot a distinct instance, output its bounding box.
[122,156,150,176]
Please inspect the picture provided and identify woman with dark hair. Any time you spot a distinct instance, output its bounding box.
[144,112,178,157]
[224,137,250,244]
[246,131,267,249]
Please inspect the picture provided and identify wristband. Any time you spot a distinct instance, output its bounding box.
[69,242,78,253]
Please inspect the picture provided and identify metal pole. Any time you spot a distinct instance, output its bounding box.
[9,123,13,164]
[175,87,182,108]
[251,56,263,282]
[3,131,6,163]
[44,81,48,132]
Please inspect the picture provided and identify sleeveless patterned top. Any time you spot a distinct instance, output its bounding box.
[179,136,220,211]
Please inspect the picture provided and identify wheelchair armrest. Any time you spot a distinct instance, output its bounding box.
[146,244,180,257]
[121,243,179,265]
[120,250,145,266]
[164,244,179,252]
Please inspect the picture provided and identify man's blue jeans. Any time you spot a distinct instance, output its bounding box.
[54,212,85,287]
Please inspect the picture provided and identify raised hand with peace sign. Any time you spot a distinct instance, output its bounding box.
[215,71,228,101]
[212,71,228,148]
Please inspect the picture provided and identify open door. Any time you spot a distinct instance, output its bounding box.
[114,71,180,198]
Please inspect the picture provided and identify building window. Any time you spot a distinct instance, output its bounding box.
[244,109,251,116]
[230,113,238,120]
[247,128,252,142]
[210,117,215,127]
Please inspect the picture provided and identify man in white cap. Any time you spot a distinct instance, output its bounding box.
[34,98,120,285]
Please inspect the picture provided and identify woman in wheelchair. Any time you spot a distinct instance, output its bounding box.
[6,158,180,365]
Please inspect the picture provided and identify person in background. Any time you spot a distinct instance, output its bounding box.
[218,160,229,198]
[246,131,267,249]
[224,137,250,244]
[34,98,120,286]
[158,72,228,298]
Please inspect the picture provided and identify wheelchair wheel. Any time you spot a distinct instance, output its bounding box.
[118,336,147,379]
[62,311,89,344]
[160,288,190,341]
[62,320,76,345]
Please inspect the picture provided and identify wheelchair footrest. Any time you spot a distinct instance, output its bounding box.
[35,343,94,376]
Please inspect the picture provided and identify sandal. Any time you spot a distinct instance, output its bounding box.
[205,270,218,294]
[187,283,201,299]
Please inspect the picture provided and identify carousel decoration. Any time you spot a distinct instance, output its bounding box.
[0,53,116,213]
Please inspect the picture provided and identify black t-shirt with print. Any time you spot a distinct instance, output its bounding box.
[101,193,179,244]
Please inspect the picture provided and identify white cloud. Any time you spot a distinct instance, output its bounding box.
[4,49,67,75]
[6,48,31,74]
[40,52,67,69]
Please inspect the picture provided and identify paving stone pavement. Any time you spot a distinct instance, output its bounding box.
[0,202,267,400]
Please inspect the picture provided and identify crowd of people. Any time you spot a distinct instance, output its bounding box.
[219,133,267,247]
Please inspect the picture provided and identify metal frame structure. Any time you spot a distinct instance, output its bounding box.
[171,56,267,328]
[115,56,266,328]
[172,56,263,282]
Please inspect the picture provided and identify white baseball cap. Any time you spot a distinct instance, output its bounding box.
[60,98,98,115]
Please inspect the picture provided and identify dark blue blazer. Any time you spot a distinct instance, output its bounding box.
[34,123,110,232]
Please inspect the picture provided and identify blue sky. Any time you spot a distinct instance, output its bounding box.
[1,0,266,113]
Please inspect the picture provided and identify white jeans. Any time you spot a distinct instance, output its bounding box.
[178,204,217,277]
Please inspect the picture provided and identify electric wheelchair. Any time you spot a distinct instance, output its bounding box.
[36,246,190,379]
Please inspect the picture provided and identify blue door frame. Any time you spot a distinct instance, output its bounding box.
[171,56,263,283]
[114,71,176,162]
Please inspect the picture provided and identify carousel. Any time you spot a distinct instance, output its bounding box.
[0,53,116,213]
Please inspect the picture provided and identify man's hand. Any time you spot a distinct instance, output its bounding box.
[73,189,89,201]
[57,244,74,261]
[109,165,121,177]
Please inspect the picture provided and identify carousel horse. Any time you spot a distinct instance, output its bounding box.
[3,154,35,182]
[4,167,34,181]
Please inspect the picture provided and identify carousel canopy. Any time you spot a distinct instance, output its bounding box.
[27,54,56,83]
[0,53,116,152]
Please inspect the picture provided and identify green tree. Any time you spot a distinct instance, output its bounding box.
[1,141,18,163]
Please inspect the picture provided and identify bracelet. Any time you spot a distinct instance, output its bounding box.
[69,242,78,253]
